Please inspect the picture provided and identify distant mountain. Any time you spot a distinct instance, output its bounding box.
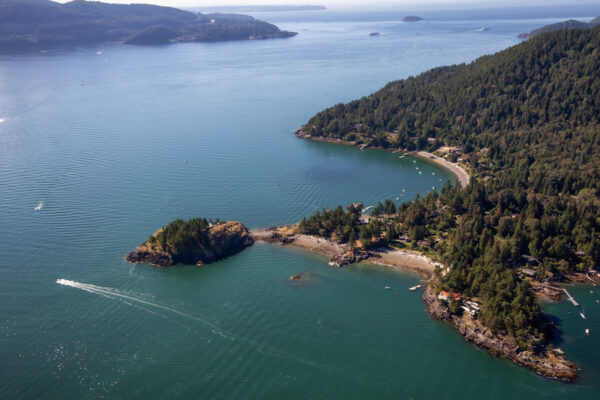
[519,16,600,38]
[193,5,327,13]
[0,0,296,52]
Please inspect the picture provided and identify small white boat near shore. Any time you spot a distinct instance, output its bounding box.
[409,285,422,291]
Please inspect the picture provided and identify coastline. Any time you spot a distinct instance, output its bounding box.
[253,226,580,382]
[251,228,437,277]
[294,130,471,188]
[423,285,580,382]
[290,129,583,382]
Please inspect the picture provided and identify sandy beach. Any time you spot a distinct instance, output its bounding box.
[251,229,438,277]
[414,151,470,188]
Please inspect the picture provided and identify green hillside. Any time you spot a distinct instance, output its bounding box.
[300,27,600,345]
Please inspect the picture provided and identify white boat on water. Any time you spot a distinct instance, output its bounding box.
[34,201,43,211]
[478,26,489,31]
[385,286,391,290]
[586,328,590,335]
[409,285,422,291]
[580,312,587,320]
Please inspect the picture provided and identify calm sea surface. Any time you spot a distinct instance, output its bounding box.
[1,8,600,399]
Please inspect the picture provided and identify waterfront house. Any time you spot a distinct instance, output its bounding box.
[461,300,480,316]
[522,268,537,278]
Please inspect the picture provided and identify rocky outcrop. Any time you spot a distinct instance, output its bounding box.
[126,221,253,267]
[423,285,452,319]
[329,249,376,267]
[262,230,295,244]
[422,283,579,382]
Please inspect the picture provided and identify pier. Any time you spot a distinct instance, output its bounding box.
[562,288,579,307]
[544,284,579,307]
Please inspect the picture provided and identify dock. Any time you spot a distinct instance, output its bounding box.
[545,284,579,307]
[563,288,579,307]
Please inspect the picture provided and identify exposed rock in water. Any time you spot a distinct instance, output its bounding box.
[289,273,302,281]
[422,284,579,382]
[126,220,253,267]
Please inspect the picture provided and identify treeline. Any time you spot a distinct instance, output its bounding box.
[298,27,600,345]
[297,204,387,249]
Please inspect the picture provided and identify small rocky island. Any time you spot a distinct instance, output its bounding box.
[127,218,253,267]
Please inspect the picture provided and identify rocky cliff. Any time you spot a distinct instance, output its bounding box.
[423,284,579,382]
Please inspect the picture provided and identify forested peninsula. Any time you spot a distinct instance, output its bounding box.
[293,26,600,381]
[0,0,296,52]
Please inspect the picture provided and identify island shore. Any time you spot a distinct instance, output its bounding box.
[294,130,471,188]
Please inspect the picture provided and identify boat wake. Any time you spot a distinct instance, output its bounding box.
[55,278,322,367]
[34,201,44,211]
[56,278,235,339]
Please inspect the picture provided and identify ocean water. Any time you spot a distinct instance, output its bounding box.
[1,8,600,399]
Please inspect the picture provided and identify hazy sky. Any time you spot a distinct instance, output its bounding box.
[54,1,600,11]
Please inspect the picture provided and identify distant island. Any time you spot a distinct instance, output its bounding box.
[518,16,599,38]
[403,16,423,22]
[127,219,253,267]
[193,5,327,13]
[0,0,296,53]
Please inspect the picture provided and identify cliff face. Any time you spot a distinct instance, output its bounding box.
[126,221,254,267]
[423,285,579,382]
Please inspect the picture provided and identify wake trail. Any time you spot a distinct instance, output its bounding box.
[56,279,366,376]
[56,279,235,339]
[55,279,322,368]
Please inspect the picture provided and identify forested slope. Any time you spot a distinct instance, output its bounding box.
[300,27,600,345]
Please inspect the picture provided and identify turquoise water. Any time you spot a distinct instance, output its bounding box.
[1,9,600,399]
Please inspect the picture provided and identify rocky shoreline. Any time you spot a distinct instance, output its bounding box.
[423,284,580,382]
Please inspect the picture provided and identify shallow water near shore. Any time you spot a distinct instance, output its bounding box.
[1,8,600,399]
